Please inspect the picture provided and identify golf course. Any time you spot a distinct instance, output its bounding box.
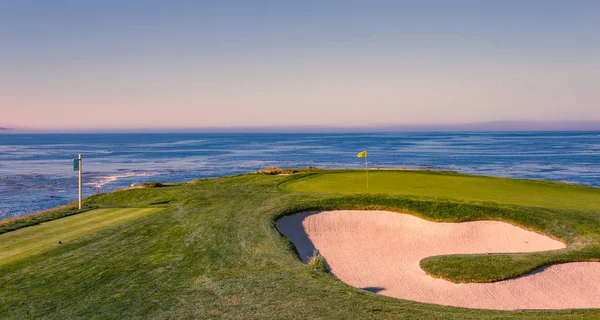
[2,170,600,318]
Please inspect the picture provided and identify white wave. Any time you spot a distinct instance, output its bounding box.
[85,171,162,188]
[138,139,209,148]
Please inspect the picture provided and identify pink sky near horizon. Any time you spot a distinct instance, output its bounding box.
[4,71,598,130]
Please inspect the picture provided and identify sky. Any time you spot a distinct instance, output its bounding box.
[1,0,599,131]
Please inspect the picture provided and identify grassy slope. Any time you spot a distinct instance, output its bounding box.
[0,172,599,319]
[0,208,161,266]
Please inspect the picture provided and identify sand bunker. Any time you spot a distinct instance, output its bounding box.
[277,210,600,310]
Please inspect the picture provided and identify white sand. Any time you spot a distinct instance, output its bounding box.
[277,210,600,310]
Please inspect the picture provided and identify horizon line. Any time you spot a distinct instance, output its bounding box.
[2,120,600,134]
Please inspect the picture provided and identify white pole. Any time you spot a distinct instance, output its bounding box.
[78,154,82,210]
[366,154,369,189]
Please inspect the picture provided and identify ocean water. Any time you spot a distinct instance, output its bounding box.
[1,132,599,219]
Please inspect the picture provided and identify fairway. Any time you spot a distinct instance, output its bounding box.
[283,171,600,212]
[0,208,162,266]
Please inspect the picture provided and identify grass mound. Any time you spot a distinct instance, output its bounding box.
[420,247,600,283]
[142,181,166,188]
[307,252,328,273]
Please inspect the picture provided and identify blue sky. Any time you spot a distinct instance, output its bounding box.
[1,1,599,130]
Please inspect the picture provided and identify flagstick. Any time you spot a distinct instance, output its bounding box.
[78,154,82,210]
[365,154,369,189]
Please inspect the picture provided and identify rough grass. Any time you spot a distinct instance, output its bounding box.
[142,181,169,188]
[1,171,600,319]
[255,166,321,175]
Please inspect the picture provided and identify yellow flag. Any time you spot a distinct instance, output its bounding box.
[357,150,367,158]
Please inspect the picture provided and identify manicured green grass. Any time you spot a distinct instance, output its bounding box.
[1,171,600,319]
[282,170,600,212]
[0,208,162,266]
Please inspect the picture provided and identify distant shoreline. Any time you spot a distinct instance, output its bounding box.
[2,130,600,135]
[2,120,600,134]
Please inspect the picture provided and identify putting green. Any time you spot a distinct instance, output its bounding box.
[283,171,600,212]
[0,208,162,265]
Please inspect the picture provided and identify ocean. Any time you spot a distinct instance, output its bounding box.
[1,132,599,219]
